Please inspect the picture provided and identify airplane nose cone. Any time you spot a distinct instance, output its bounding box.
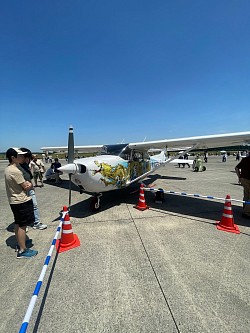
[58,163,87,174]
[58,163,77,174]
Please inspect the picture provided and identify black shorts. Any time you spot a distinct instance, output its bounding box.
[10,200,35,227]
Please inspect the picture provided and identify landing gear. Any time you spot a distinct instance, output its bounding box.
[193,165,206,172]
[90,193,102,212]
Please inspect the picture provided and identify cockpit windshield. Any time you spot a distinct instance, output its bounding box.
[99,144,129,156]
[99,143,150,161]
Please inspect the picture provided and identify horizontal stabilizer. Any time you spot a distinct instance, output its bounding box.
[170,159,194,165]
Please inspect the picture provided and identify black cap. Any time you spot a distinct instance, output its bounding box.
[19,147,32,157]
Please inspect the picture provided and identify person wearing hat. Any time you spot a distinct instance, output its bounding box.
[5,148,38,259]
[18,148,47,230]
[29,154,45,187]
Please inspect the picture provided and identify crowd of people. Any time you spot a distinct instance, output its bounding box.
[4,148,63,259]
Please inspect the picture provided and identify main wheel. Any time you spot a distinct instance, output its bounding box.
[202,166,206,171]
[194,166,199,172]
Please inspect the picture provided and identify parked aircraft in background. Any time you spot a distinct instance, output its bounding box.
[41,128,250,211]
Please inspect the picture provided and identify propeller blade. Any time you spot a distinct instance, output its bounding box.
[68,125,74,164]
[69,173,72,207]
[67,126,74,208]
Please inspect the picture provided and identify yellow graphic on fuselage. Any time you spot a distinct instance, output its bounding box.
[93,161,130,188]
[129,161,150,180]
[93,160,151,188]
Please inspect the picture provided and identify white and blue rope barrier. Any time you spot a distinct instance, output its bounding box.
[145,187,250,205]
[18,211,66,333]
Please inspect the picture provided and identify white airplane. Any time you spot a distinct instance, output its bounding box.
[41,128,250,211]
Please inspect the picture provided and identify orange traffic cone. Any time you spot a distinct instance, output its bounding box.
[216,195,240,234]
[134,183,149,211]
[56,207,80,253]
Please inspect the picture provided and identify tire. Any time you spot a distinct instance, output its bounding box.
[194,167,199,172]
[202,166,206,171]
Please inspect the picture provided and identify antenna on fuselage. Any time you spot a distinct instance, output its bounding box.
[68,125,74,208]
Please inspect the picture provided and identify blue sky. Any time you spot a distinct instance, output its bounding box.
[0,0,249,152]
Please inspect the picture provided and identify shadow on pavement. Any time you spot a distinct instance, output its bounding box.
[67,183,250,232]
[5,234,33,250]
[34,174,250,231]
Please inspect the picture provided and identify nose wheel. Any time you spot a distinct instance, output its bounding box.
[90,193,102,212]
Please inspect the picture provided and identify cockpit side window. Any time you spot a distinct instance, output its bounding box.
[119,145,131,160]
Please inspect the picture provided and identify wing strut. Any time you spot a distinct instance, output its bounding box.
[127,143,199,185]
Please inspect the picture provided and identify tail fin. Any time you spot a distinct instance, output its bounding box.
[149,150,167,163]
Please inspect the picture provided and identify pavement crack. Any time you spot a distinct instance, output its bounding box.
[126,204,181,333]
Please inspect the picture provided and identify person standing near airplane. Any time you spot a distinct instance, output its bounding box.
[178,155,184,168]
[184,153,190,168]
[204,151,208,163]
[18,148,47,230]
[4,148,38,258]
[30,154,45,187]
[235,152,250,219]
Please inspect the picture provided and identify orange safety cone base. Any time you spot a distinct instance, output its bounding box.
[216,221,240,234]
[134,204,149,211]
[56,234,81,253]
[134,184,149,211]
[216,194,240,234]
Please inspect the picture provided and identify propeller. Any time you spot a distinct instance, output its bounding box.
[67,125,74,208]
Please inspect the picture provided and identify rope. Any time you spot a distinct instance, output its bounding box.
[144,187,250,205]
[18,211,66,333]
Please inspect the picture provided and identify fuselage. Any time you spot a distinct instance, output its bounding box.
[59,141,162,194]
[58,141,192,194]
[73,155,131,192]
[58,143,195,194]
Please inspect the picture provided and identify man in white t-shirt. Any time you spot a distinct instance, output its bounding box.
[30,155,45,187]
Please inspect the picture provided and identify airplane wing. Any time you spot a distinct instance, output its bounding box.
[41,132,250,154]
[128,132,250,152]
[40,145,104,153]
[126,131,250,185]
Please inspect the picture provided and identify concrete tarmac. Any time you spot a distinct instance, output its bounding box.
[0,156,250,333]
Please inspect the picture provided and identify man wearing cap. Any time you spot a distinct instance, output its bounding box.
[18,148,47,230]
[5,148,38,259]
[235,152,250,219]
[29,154,45,187]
